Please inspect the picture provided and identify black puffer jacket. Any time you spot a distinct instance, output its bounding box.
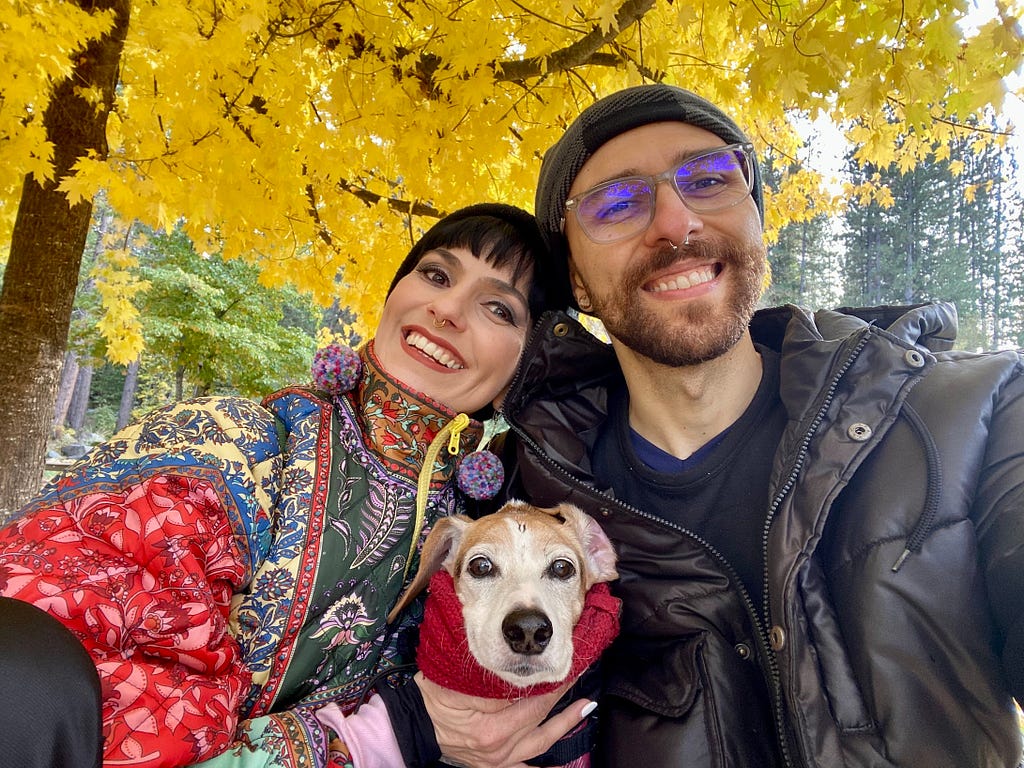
[499,303,1024,768]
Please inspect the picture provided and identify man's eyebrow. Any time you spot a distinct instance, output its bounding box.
[589,146,727,187]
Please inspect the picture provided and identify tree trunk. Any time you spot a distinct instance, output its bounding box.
[991,169,1004,348]
[0,0,131,517]
[117,358,141,431]
[52,351,81,434]
[67,365,95,434]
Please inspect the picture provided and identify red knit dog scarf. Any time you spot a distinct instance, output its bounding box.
[416,570,621,699]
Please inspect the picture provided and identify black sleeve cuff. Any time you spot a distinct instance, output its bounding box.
[376,677,442,768]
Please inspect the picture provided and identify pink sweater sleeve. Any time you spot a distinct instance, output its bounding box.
[316,694,404,768]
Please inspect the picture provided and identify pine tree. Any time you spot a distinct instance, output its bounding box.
[840,125,1023,349]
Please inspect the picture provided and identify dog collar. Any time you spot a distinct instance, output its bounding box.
[416,571,620,699]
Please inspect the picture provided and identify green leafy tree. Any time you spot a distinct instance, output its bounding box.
[139,228,318,399]
[841,146,961,306]
[950,134,1024,349]
[51,208,323,439]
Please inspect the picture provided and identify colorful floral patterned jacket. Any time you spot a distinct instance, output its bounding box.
[0,345,483,768]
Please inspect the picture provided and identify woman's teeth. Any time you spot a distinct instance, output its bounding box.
[406,331,464,369]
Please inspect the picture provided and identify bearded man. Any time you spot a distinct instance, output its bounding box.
[489,84,1024,768]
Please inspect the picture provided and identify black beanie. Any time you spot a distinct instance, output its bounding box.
[535,84,764,288]
[386,202,571,318]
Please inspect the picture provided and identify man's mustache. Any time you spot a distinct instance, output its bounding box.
[633,239,721,282]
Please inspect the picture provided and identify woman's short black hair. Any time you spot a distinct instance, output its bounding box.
[386,203,571,321]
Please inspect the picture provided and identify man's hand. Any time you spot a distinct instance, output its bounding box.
[416,672,594,768]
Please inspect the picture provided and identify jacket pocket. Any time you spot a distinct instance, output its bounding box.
[598,632,782,768]
[797,559,875,733]
[603,632,703,716]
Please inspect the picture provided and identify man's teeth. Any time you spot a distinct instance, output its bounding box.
[407,331,464,369]
[651,267,715,293]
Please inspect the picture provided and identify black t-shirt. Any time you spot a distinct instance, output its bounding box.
[591,347,786,607]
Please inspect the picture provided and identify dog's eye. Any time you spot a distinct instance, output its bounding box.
[547,558,576,580]
[467,556,496,578]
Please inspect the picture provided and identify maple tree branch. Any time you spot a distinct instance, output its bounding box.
[304,181,334,247]
[884,95,1015,138]
[929,115,1014,137]
[286,0,648,98]
[493,0,656,81]
[790,0,833,58]
[193,2,225,40]
[894,0,907,42]
[337,180,444,219]
[609,40,664,82]
[265,1,346,39]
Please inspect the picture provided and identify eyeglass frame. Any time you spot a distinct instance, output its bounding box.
[561,142,757,244]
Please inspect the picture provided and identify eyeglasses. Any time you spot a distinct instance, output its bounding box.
[563,143,756,244]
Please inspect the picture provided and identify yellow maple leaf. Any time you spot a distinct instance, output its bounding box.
[2,0,1021,333]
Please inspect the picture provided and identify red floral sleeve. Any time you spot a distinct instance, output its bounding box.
[0,474,253,767]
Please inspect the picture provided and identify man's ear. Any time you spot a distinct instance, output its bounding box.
[568,262,593,313]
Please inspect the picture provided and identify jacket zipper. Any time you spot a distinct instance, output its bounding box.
[504,318,884,768]
[757,330,872,766]
[503,416,793,767]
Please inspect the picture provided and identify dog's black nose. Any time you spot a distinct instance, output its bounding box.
[502,609,552,655]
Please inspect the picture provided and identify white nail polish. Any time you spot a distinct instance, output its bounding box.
[581,701,598,718]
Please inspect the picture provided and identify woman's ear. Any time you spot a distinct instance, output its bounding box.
[387,515,471,623]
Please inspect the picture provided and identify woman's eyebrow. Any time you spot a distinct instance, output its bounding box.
[432,248,529,310]
[431,248,462,269]
[481,276,529,310]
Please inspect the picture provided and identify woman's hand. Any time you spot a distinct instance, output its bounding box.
[416,672,593,768]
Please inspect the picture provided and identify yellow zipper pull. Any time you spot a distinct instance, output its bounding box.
[446,412,470,455]
[405,412,472,581]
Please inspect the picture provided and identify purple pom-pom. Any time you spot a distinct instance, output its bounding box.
[312,343,361,395]
[457,450,504,500]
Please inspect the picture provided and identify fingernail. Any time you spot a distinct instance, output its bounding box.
[581,701,598,718]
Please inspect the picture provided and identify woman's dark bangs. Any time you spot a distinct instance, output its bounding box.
[434,217,536,286]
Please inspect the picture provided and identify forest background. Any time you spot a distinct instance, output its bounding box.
[0,0,1022,517]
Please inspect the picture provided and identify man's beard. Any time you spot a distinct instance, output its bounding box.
[586,238,767,368]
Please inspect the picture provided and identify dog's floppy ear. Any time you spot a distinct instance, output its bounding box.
[557,502,618,587]
[386,514,471,624]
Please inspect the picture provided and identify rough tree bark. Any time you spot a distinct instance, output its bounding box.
[0,0,132,517]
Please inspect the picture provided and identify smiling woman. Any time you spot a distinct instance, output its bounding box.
[374,205,565,419]
[375,245,532,415]
[0,203,570,768]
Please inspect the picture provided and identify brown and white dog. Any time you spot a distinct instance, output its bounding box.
[388,500,619,689]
